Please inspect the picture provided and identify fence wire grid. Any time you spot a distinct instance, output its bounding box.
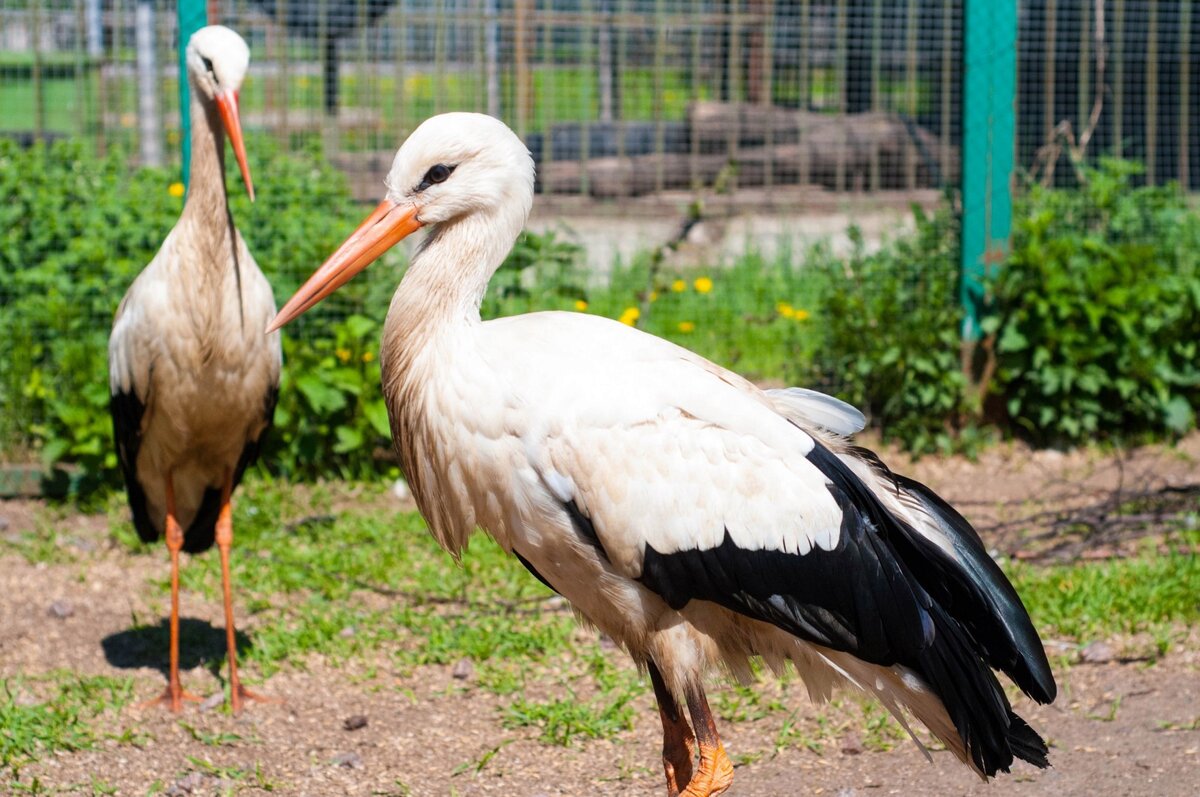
[1,1,1198,468]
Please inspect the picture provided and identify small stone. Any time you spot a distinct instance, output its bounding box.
[339,626,357,638]
[199,692,225,712]
[47,600,74,619]
[451,658,474,681]
[65,535,96,553]
[391,478,411,502]
[13,688,39,707]
[834,788,859,797]
[343,714,368,731]
[1080,641,1116,664]
[165,772,208,795]
[331,751,364,769]
[840,734,864,756]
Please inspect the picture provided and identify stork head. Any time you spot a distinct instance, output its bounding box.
[185,25,254,200]
[268,113,535,332]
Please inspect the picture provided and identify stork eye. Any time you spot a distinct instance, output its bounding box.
[416,163,455,192]
[201,55,217,82]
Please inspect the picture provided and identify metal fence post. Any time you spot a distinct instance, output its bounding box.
[178,0,208,187]
[960,0,1016,341]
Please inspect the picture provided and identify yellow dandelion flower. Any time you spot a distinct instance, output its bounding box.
[168,182,185,198]
[618,306,640,326]
[336,348,352,363]
[671,279,687,293]
[776,301,795,319]
[678,321,696,333]
[794,309,810,321]
[362,351,376,363]
[693,276,713,294]
[574,299,589,311]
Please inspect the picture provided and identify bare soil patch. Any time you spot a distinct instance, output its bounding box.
[1,437,1197,796]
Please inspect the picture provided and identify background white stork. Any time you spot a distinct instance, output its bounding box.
[108,25,281,714]
[268,112,1056,795]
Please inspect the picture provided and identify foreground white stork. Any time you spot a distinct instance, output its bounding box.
[268,113,1056,794]
[108,26,280,713]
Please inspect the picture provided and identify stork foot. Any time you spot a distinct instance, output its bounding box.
[139,684,203,713]
[663,731,696,797]
[229,683,279,715]
[678,742,734,797]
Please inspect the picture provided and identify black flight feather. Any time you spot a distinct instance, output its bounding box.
[636,439,1053,776]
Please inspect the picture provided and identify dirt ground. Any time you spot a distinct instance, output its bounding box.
[2,436,1198,796]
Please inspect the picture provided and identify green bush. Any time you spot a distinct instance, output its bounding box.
[0,137,371,484]
[4,138,1197,488]
[809,204,976,453]
[990,159,1200,445]
[0,139,183,485]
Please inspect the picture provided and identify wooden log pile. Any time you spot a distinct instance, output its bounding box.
[538,101,957,199]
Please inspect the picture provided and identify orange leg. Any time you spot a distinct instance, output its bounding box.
[679,682,735,797]
[215,468,273,714]
[649,662,696,797]
[142,470,202,711]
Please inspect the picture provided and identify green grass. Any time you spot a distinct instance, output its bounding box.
[5,480,1195,777]
[1005,529,1200,642]
[0,672,136,779]
[0,65,706,150]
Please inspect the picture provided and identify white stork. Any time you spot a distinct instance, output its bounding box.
[108,25,281,714]
[268,113,1056,794]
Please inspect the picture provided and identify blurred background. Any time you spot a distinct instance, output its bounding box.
[2,0,1198,489]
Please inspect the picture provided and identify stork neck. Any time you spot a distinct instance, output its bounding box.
[393,209,522,329]
[180,78,231,225]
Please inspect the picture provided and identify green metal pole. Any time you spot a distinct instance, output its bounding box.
[177,0,207,187]
[960,0,1016,341]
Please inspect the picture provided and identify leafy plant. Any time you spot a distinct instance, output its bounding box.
[989,158,1200,445]
[482,228,587,317]
[809,204,976,453]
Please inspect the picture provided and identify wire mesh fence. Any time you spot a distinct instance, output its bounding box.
[3,2,1196,198]
[2,1,1199,476]
[1,0,966,201]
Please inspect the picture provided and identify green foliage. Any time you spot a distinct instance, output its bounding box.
[0,672,135,780]
[482,228,588,318]
[271,313,393,480]
[0,137,368,483]
[990,159,1200,445]
[809,204,975,453]
[1005,528,1200,640]
[502,690,636,746]
[5,139,1199,484]
[0,138,184,481]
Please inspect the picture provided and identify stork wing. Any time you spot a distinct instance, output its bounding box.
[108,285,158,543]
[485,312,931,663]
[484,311,1054,774]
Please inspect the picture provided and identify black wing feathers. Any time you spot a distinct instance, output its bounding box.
[110,389,156,544]
[846,443,1054,703]
[110,385,278,554]
[637,438,1053,776]
[886,470,1057,704]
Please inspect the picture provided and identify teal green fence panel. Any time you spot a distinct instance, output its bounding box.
[960,0,1017,341]
[177,0,208,187]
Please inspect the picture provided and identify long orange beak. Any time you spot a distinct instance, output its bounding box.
[215,90,254,201]
[267,199,422,333]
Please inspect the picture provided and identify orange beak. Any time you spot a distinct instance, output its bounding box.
[215,90,254,201]
[267,199,423,333]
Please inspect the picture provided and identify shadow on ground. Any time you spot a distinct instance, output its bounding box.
[101,617,253,680]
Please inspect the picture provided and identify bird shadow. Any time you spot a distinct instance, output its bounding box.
[101,618,254,682]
